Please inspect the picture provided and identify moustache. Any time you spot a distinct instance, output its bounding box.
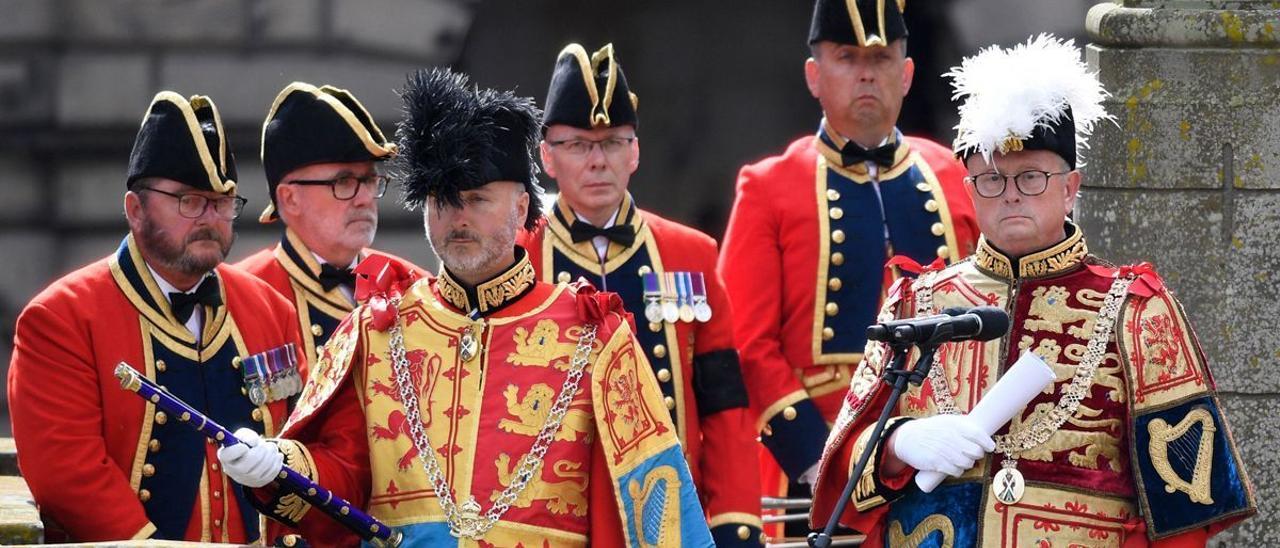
[185,229,225,245]
[445,229,480,242]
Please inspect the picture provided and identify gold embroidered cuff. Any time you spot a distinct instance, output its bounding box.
[850,416,910,512]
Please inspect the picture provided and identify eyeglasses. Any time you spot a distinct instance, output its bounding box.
[285,174,389,200]
[546,136,636,156]
[138,187,247,220]
[965,170,1070,198]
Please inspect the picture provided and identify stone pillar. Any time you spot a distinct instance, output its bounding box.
[1080,1,1279,543]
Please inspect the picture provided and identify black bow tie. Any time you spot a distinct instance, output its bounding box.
[318,263,356,292]
[569,220,636,247]
[840,140,897,168]
[169,276,222,324]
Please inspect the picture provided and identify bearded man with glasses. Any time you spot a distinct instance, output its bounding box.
[8,92,306,543]
[238,82,426,367]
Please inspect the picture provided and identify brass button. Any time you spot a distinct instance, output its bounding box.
[179,411,190,422]
[664,396,676,410]
[557,271,571,283]
[831,252,845,266]
[825,302,839,316]
[829,207,844,220]
[648,322,662,333]
[310,324,323,337]
[154,411,167,425]
[138,489,151,502]
[214,518,221,527]
[142,463,155,477]
[211,463,219,472]
[937,245,949,258]
[828,278,843,292]
[213,490,221,499]
[653,344,667,359]
[252,409,264,422]
[916,182,931,192]
[831,229,845,244]
[231,357,242,369]
[638,265,652,276]
[826,188,840,201]
[148,439,161,453]
[924,199,939,213]
[738,525,751,540]
[822,327,834,341]
[155,360,166,373]
[931,222,945,236]
[783,406,798,421]
[657,368,671,382]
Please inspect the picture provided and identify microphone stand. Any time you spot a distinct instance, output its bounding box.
[808,328,949,548]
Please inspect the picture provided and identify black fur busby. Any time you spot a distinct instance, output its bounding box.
[809,0,908,47]
[127,92,237,193]
[393,68,544,229]
[543,43,638,130]
[258,82,397,222]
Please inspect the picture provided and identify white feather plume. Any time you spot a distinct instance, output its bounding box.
[946,34,1114,163]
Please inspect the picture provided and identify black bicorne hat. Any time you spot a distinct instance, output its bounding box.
[127,92,237,193]
[543,43,638,130]
[393,68,544,230]
[258,82,398,223]
[809,0,908,47]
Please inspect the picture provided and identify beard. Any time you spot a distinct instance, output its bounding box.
[427,207,520,279]
[137,214,235,276]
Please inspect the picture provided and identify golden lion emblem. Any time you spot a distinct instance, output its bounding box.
[492,453,588,516]
[1014,402,1122,471]
[509,319,580,370]
[498,383,593,442]
[1024,286,1106,339]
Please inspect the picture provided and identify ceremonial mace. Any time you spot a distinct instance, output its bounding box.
[114,362,402,547]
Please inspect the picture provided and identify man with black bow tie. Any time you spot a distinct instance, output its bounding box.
[8,92,304,542]
[717,0,979,533]
[517,43,763,545]
[237,82,425,366]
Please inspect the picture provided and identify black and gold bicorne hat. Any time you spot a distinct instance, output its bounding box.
[258,82,398,222]
[393,68,544,230]
[126,92,237,193]
[543,43,638,130]
[809,0,908,47]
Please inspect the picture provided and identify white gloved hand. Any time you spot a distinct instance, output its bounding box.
[216,428,284,488]
[891,414,994,478]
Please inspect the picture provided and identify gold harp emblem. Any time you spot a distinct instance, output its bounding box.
[627,465,682,548]
[888,514,955,548]
[1147,407,1216,505]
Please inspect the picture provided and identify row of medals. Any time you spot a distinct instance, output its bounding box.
[642,271,712,324]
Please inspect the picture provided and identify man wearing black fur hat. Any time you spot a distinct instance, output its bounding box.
[223,68,714,547]
[519,42,763,547]
[717,0,980,527]
[8,92,304,542]
[238,82,426,367]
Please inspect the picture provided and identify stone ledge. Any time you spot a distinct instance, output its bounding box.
[0,475,41,544]
[1088,2,1280,48]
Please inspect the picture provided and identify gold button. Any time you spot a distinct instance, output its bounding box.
[831,252,844,266]
[664,396,676,410]
[937,245,949,258]
[213,490,221,499]
[916,182,931,192]
[211,463,219,472]
[653,344,667,359]
[829,207,844,220]
[823,327,834,341]
[924,199,939,213]
[142,463,155,477]
[232,357,242,369]
[311,324,323,337]
[783,406,798,421]
[738,525,751,540]
[340,506,349,515]
[648,322,662,333]
[831,229,845,244]
[825,302,838,316]
[557,271,571,283]
[180,412,190,422]
[826,188,840,201]
[252,409,264,422]
[214,518,221,527]
[155,360,166,372]
[828,278,843,292]
[138,489,151,502]
[931,222,945,236]
[638,265,652,276]
[154,411,167,425]
[148,439,161,453]
[657,368,671,382]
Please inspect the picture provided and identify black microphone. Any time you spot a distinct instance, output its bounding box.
[865,306,1009,345]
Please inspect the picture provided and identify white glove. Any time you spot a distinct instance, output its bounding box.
[891,414,994,478]
[216,428,284,488]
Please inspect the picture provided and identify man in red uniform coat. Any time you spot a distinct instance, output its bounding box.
[810,34,1255,547]
[518,42,762,546]
[218,68,713,547]
[717,0,979,520]
[237,82,425,366]
[8,92,304,542]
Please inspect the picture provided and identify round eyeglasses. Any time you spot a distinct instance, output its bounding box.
[138,187,248,220]
[285,174,389,200]
[964,170,1069,198]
